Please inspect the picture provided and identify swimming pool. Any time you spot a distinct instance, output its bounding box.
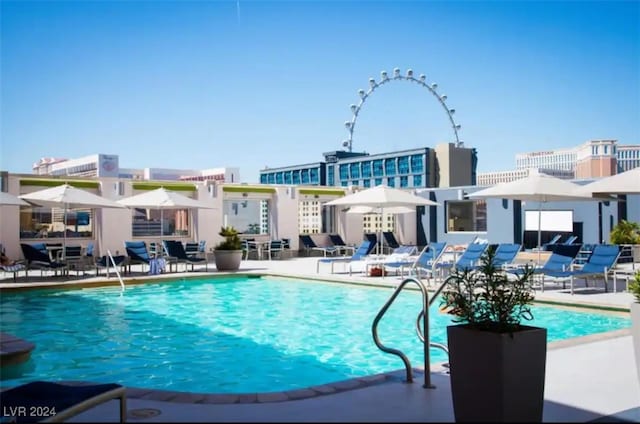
[0,276,631,393]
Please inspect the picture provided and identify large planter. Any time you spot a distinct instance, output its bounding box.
[213,250,243,271]
[447,324,547,422]
[631,302,640,385]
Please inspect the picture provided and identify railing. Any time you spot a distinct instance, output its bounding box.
[371,277,435,389]
[106,249,125,292]
[416,276,454,361]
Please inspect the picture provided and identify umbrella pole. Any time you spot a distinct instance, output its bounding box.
[537,201,542,266]
[63,205,67,261]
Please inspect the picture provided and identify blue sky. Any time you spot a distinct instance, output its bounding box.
[1,0,638,183]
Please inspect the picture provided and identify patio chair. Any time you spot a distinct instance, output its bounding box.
[299,234,340,257]
[563,235,579,245]
[264,240,285,260]
[0,381,126,423]
[436,241,489,275]
[507,250,579,291]
[541,244,621,294]
[163,240,207,272]
[383,242,447,280]
[20,243,67,277]
[479,243,522,270]
[328,234,356,255]
[124,240,153,272]
[316,240,375,274]
[382,231,400,252]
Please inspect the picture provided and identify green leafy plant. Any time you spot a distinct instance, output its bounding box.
[610,220,640,245]
[215,226,242,250]
[629,271,640,303]
[440,247,537,333]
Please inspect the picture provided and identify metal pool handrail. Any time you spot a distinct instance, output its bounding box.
[371,276,435,389]
[107,249,125,291]
[415,276,452,360]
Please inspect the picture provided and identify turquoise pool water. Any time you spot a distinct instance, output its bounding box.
[0,276,631,393]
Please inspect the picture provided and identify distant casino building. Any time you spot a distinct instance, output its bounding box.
[31,154,239,182]
[479,139,639,184]
[259,142,478,189]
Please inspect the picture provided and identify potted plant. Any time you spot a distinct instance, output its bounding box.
[630,271,640,386]
[213,226,243,271]
[610,220,640,264]
[440,247,546,422]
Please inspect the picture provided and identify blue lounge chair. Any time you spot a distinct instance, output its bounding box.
[163,240,207,272]
[20,243,67,277]
[299,234,340,257]
[436,242,490,276]
[541,244,621,294]
[382,231,400,251]
[485,243,522,269]
[124,240,153,272]
[329,234,356,255]
[383,242,447,279]
[316,240,375,274]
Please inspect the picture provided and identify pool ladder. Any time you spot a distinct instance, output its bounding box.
[371,276,451,389]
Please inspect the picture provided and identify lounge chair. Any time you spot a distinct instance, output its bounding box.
[329,234,356,255]
[124,240,153,272]
[1,262,26,282]
[382,242,447,280]
[563,235,579,245]
[382,231,400,252]
[482,243,522,269]
[437,241,489,275]
[507,250,579,291]
[541,244,621,294]
[20,243,67,277]
[0,381,126,423]
[163,240,208,272]
[316,240,375,274]
[299,234,340,257]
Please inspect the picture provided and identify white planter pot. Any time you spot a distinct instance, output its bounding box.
[631,302,640,385]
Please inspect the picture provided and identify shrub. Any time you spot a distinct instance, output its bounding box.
[610,220,640,245]
[215,226,242,250]
[629,271,640,303]
[440,247,537,333]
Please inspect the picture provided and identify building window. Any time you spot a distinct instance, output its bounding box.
[410,155,423,173]
[363,179,371,188]
[339,164,349,181]
[374,178,383,186]
[445,200,487,232]
[327,165,335,186]
[275,172,284,184]
[260,174,268,184]
[292,171,301,185]
[387,177,395,187]
[398,156,410,175]
[224,199,268,235]
[399,176,409,187]
[350,163,360,179]
[310,168,319,184]
[372,160,384,177]
[20,207,94,240]
[301,169,310,184]
[361,161,372,178]
[413,175,422,187]
[385,158,396,175]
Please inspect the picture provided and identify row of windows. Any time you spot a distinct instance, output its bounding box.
[340,175,423,188]
[260,168,321,185]
[50,163,98,176]
[618,150,640,159]
[337,155,424,181]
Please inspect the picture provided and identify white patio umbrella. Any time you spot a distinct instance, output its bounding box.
[325,185,439,254]
[19,183,126,259]
[0,191,30,206]
[468,173,598,264]
[117,187,216,237]
[577,167,640,196]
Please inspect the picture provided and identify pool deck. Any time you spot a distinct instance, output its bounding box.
[1,257,639,422]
